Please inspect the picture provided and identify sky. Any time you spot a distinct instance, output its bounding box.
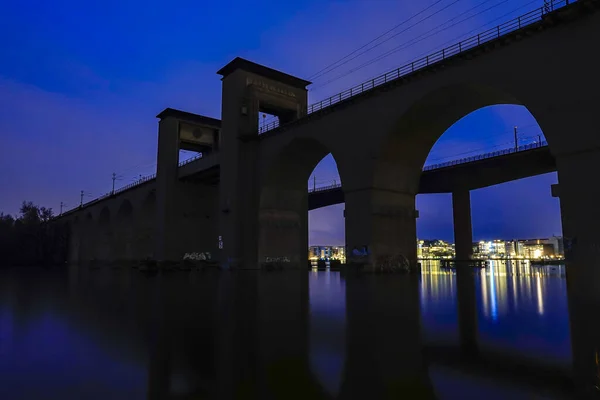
[0,0,562,245]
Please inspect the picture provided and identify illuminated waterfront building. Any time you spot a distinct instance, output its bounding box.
[308,246,345,263]
[312,236,564,264]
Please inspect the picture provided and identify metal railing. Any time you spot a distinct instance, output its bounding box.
[423,140,548,171]
[259,0,572,134]
[308,141,549,193]
[308,183,342,194]
[179,154,203,167]
[62,155,211,216]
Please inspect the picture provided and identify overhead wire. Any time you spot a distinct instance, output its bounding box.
[311,0,515,92]
[410,0,540,62]
[260,0,459,128]
[308,0,455,82]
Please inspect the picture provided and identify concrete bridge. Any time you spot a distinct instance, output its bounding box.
[58,0,600,281]
[57,139,552,265]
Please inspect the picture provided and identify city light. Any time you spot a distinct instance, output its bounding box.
[310,236,564,263]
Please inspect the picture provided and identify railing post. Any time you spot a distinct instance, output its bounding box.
[497,25,500,37]
[426,55,429,65]
[442,48,445,59]
[411,62,414,72]
[477,34,480,45]
[518,16,521,28]
[371,78,375,88]
[384,74,387,83]
[339,93,342,102]
[459,42,462,52]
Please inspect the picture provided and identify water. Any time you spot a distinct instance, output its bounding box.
[0,262,578,399]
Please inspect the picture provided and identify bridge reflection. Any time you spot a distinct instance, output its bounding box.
[0,264,597,398]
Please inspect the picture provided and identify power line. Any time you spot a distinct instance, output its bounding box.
[312,0,513,91]
[307,0,449,81]
[310,0,465,83]
[410,0,540,63]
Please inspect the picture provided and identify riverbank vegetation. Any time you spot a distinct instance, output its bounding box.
[0,201,68,266]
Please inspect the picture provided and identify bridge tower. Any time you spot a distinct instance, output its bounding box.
[216,57,311,268]
[154,108,221,262]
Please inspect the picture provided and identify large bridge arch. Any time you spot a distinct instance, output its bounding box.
[340,79,559,268]
[258,136,347,268]
[374,83,527,194]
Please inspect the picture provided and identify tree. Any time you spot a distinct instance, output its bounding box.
[0,201,64,266]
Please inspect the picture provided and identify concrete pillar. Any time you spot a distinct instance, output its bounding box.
[554,149,600,396]
[216,58,310,269]
[219,129,260,268]
[154,117,180,262]
[338,273,435,399]
[344,188,418,268]
[68,225,81,264]
[258,189,308,268]
[80,216,94,263]
[452,190,479,354]
[452,190,473,260]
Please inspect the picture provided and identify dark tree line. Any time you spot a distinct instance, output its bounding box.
[0,201,69,266]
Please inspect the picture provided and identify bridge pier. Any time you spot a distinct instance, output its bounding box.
[154,116,181,263]
[555,149,600,397]
[344,188,418,269]
[68,223,81,264]
[452,190,479,356]
[452,190,473,261]
[258,189,308,269]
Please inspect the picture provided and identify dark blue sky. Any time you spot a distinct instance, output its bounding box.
[0,0,561,244]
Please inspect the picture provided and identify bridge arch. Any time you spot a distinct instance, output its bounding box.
[79,212,95,263]
[258,136,347,267]
[96,207,112,262]
[373,82,541,194]
[138,191,156,259]
[115,199,134,262]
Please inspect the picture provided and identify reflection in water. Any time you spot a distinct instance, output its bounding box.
[420,260,571,366]
[0,262,579,398]
[308,270,346,397]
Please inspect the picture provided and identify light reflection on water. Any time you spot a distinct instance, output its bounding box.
[308,261,571,396]
[309,270,346,397]
[419,260,570,364]
[0,264,572,398]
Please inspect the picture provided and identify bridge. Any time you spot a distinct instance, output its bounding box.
[57,0,599,280]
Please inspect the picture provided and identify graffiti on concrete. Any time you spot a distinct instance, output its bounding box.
[183,252,212,261]
[265,257,290,263]
[350,245,370,257]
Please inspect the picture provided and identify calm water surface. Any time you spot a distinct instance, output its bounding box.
[0,261,571,399]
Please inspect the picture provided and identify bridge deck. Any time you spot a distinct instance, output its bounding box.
[60,142,554,217]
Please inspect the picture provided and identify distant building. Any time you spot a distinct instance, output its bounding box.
[308,245,345,263]
[418,239,454,259]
